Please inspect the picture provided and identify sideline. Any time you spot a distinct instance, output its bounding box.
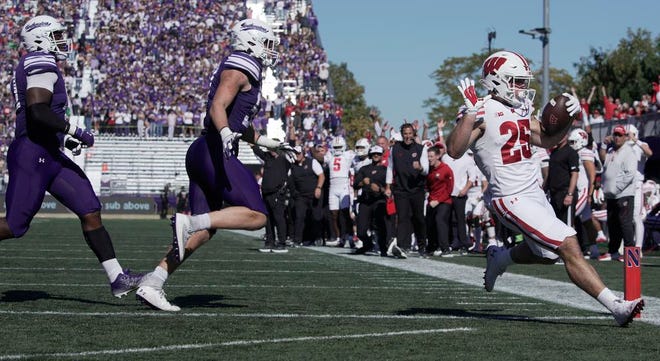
[232,230,660,326]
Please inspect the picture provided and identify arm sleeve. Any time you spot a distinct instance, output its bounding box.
[251,145,267,161]
[386,150,394,184]
[26,103,68,134]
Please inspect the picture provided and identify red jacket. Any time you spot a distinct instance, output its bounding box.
[426,163,453,204]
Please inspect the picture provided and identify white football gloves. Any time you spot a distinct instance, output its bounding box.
[457,77,491,114]
[278,142,299,163]
[63,135,82,156]
[562,92,581,117]
[219,127,242,159]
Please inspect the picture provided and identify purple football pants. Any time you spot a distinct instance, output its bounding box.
[185,134,267,216]
[5,137,101,237]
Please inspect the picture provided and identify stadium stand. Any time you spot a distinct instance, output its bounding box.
[0,0,657,197]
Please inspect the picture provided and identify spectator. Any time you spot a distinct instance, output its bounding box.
[571,86,595,124]
[589,108,604,124]
[601,86,618,121]
[598,125,638,261]
[425,145,454,257]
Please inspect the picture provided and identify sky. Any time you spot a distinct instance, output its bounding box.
[312,0,658,128]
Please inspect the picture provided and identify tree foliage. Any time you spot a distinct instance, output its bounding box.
[574,28,660,108]
[328,62,373,145]
[422,49,573,135]
[329,29,658,142]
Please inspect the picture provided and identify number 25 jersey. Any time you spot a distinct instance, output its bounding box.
[471,98,539,198]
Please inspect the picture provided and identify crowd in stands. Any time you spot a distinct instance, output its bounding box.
[1,1,660,253]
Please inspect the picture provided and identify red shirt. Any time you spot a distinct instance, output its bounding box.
[426,163,453,204]
[603,97,617,120]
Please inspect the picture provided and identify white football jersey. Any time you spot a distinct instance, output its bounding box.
[576,147,595,192]
[325,150,355,183]
[466,163,485,199]
[471,98,539,198]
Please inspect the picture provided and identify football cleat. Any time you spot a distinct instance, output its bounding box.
[171,213,193,263]
[612,298,644,327]
[484,246,507,292]
[110,269,144,298]
[325,239,341,247]
[136,285,181,312]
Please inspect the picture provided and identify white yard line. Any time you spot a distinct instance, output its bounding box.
[0,328,473,360]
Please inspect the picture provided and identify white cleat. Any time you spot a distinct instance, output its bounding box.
[172,213,193,263]
[136,285,181,312]
[325,239,341,247]
[484,246,507,292]
[612,298,644,327]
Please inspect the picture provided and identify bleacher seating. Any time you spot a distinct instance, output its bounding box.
[85,137,261,195]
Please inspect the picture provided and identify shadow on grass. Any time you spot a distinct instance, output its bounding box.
[398,307,611,327]
[172,293,247,309]
[1,290,119,306]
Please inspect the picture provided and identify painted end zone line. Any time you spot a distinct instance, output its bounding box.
[0,328,472,360]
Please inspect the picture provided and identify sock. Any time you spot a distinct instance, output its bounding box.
[597,288,619,311]
[191,213,211,231]
[142,266,169,289]
[597,230,605,239]
[102,259,123,283]
[83,226,117,262]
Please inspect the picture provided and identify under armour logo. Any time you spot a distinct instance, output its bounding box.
[38,158,45,163]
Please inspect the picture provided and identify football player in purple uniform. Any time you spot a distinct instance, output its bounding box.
[0,15,143,298]
[137,19,297,311]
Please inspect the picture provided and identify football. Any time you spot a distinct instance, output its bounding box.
[540,94,574,136]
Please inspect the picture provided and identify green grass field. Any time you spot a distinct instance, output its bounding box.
[0,218,658,360]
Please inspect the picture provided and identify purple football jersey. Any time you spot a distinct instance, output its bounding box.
[12,51,68,148]
[203,51,262,134]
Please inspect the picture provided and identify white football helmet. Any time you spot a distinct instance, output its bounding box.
[626,124,638,138]
[568,128,588,150]
[232,19,279,67]
[355,138,370,157]
[480,50,536,108]
[21,15,71,61]
[331,136,347,155]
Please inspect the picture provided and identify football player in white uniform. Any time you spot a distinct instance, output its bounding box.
[325,136,356,246]
[626,124,653,248]
[446,50,643,326]
[568,128,600,258]
[464,156,497,252]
